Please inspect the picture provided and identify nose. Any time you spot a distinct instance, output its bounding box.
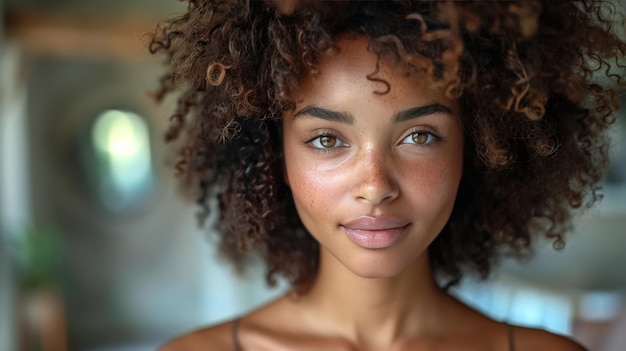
[351,149,400,206]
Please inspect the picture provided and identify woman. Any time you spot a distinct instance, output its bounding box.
[149,1,625,350]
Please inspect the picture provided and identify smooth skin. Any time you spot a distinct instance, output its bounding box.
[160,37,586,351]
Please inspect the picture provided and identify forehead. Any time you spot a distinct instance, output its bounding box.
[292,36,450,109]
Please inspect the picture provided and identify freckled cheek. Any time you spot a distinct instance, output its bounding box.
[286,159,344,219]
[403,158,462,208]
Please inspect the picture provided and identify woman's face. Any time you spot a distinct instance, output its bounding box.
[282,37,464,278]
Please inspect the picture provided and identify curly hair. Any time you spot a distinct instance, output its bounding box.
[149,0,626,289]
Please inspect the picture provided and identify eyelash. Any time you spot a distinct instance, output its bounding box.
[401,129,442,146]
[305,132,347,152]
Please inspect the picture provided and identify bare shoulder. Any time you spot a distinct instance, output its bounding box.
[157,320,236,351]
[158,294,292,351]
[513,326,587,351]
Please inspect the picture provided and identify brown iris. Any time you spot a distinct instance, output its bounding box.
[319,135,337,148]
[411,132,429,144]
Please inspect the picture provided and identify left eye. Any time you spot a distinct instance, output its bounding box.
[402,131,438,145]
[310,134,346,149]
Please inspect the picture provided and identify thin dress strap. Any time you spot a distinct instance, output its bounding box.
[507,324,515,351]
[231,319,243,351]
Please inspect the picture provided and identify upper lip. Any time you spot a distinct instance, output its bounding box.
[341,216,409,230]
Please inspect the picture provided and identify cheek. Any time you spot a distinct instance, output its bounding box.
[431,160,460,192]
[285,153,338,217]
[404,155,463,209]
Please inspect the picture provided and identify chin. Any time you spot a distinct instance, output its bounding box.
[352,269,403,280]
[344,255,412,279]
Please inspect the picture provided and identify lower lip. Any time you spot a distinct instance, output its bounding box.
[341,225,407,249]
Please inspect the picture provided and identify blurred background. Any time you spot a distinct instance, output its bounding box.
[0,0,625,350]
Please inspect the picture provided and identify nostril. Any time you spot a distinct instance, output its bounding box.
[351,171,399,205]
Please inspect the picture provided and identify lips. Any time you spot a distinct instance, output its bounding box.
[341,216,410,249]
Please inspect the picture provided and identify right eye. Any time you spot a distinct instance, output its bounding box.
[309,134,346,150]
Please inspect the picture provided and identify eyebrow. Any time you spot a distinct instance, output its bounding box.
[393,104,453,123]
[293,106,353,124]
[292,103,452,124]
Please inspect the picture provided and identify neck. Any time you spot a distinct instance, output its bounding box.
[295,248,449,347]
